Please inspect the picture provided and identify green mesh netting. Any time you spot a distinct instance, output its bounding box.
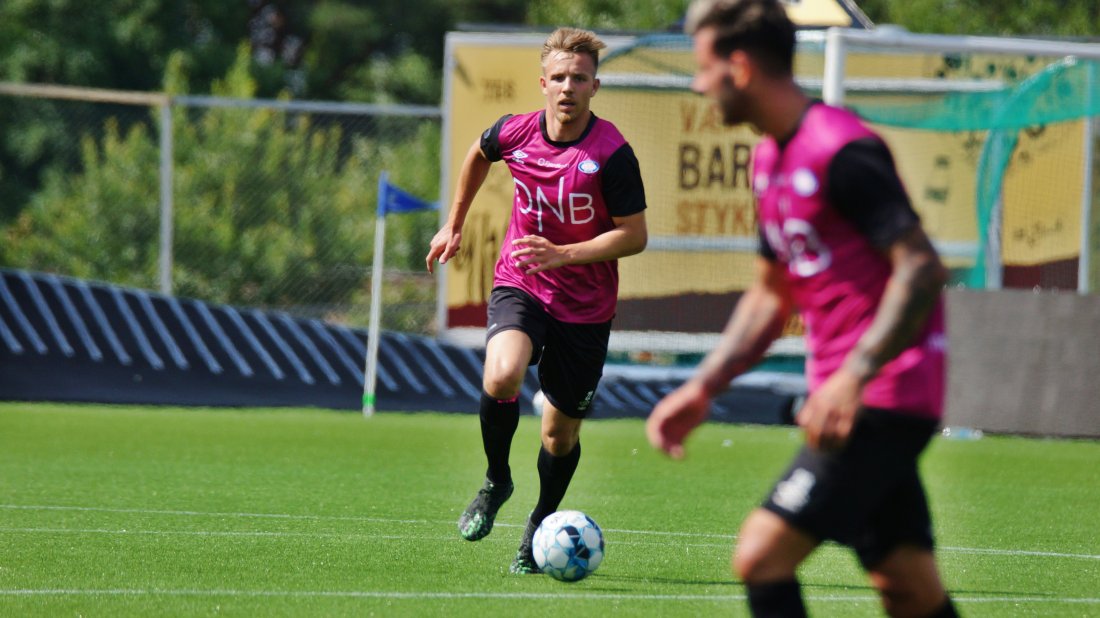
[850,58,1099,287]
[601,34,1099,289]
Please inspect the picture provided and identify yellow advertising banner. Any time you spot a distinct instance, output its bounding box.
[443,41,548,324]
[780,0,865,28]
[1002,120,1084,265]
[441,33,1087,332]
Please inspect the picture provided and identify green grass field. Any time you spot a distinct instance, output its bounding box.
[1,403,1097,617]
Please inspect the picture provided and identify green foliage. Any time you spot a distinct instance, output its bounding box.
[4,119,160,286]
[856,0,1099,36]
[3,48,440,313]
[526,0,687,31]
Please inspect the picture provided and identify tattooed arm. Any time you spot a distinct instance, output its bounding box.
[646,256,792,458]
[797,225,947,450]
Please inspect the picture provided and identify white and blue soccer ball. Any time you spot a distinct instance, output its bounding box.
[532,510,605,582]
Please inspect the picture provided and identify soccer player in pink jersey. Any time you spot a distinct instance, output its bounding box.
[646,1,957,616]
[426,27,648,574]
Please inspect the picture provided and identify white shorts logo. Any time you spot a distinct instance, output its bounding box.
[577,390,595,411]
[772,467,816,513]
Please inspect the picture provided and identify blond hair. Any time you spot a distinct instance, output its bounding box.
[541,27,607,73]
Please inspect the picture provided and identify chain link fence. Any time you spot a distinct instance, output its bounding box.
[0,83,442,335]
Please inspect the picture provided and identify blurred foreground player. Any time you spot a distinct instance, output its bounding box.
[647,1,957,616]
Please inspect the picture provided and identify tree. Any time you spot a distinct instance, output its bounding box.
[526,0,686,31]
[856,0,1099,37]
[0,0,528,224]
[2,47,439,315]
[0,0,249,223]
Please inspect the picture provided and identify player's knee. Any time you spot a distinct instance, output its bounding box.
[869,547,946,617]
[869,572,942,617]
[482,367,524,400]
[732,541,770,582]
[733,511,804,583]
[873,578,917,616]
[541,430,577,456]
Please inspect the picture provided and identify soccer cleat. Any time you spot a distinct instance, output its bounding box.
[509,516,542,574]
[457,477,514,541]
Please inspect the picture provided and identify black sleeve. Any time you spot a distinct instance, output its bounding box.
[827,137,920,250]
[600,143,647,217]
[479,114,513,162]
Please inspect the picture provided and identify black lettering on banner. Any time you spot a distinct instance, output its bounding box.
[679,143,701,189]
[679,141,755,190]
[675,199,757,235]
[707,145,726,188]
[732,143,752,188]
[481,78,515,103]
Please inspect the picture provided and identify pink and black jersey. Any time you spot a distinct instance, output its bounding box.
[753,103,946,419]
[481,111,646,324]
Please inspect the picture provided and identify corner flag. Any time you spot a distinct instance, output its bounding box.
[363,172,438,417]
[378,172,439,215]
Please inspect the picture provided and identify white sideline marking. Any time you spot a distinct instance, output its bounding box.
[0,527,458,542]
[2,503,1098,560]
[0,589,1097,605]
[939,546,1100,560]
[0,527,729,548]
[0,503,432,525]
[0,504,733,539]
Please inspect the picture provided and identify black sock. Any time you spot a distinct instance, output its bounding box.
[929,596,959,618]
[747,579,806,618]
[479,391,519,486]
[530,442,581,525]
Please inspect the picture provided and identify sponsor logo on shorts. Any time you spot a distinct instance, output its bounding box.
[577,390,595,411]
[772,467,815,513]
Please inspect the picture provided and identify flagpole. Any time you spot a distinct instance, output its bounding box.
[361,172,437,417]
[363,172,388,417]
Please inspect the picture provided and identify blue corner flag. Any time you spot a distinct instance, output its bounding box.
[378,171,438,216]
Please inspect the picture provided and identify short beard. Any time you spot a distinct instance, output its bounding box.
[555,110,578,124]
[717,74,744,126]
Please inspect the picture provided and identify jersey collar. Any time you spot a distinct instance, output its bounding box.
[539,111,598,148]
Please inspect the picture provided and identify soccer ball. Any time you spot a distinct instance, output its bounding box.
[532,510,605,582]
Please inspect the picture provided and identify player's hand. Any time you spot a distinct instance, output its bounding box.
[426,224,461,274]
[646,380,711,459]
[510,235,569,274]
[796,367,862,451]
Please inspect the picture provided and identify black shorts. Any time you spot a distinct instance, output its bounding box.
[486,286,611,419]
[761,409,939,569]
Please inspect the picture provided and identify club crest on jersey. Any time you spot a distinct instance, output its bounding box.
[578,160,600,174]
[792,168,819,197]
